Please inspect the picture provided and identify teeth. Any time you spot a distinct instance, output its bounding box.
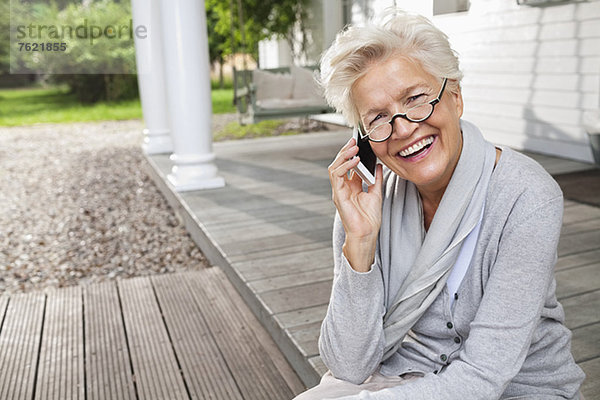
[399,136,434,157]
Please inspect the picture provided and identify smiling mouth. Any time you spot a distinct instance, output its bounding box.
[398,136,434,158]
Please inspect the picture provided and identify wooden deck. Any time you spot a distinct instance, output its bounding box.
[146,129,600,398]
[0,268,305,399]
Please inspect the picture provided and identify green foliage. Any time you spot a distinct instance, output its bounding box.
[0,0,10,74]
[10,0,136,75]
[213,119,299,142]
[8,0,138,102]
[53,73,139,103]
[206,2,229,65]
[206,0,309,61]
[211,77,233,90]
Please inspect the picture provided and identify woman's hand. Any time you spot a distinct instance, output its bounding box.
[328,138,384,272]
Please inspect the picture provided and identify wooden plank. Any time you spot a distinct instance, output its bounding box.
[84,282,136,400]
[229,241,330,263]
[561,217,600,236]
[563,199,578,208]
[219,227,332,258]
[248,267,333,294]
[562,290,600,330]
[288,322,321,358]
[185,183,330,217]
[212,161,330,189]
[274,304,328,330]
[0,292,45,400]
[192,197,329,226]
[151,273,243,400]
[215,282,308,397]
[258,281,332,315]
[208,214,334,243]
[118,277,188,400]
[307,356,328,379]
[187,268,303,399]
[558,230,600,257]
[34,286,84,400]
[571,322,600,363]
[580,357,600,399]
[562,203,600,226]
[202,200,333,229]
[556,249,600,271]
[556,263,600,300]
[0,295,8,329]
[236,246,333,282]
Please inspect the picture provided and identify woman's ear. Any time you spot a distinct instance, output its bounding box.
[452,85,464,119]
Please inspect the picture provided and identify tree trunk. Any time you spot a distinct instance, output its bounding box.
[218,56,224,89]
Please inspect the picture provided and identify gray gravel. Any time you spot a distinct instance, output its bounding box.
[0,119,212,294]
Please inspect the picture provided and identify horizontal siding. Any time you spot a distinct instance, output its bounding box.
[464,101,582,129]
[464,113,586,142]
[458,38,600,58]
[575,1,600,20]
[476,125,594,161]
[434,0,600,162]
[487,74,600,95]
[462,86,592,110]
[461,56,600,75]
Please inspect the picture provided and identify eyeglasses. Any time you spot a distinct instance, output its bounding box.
[359,77,448,143]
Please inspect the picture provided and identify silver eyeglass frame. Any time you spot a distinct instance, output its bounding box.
[358,77,448,143]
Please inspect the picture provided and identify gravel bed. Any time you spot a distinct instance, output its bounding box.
[0,119,211,294]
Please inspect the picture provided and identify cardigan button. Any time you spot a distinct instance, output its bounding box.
[454,336,461,344]
[446,322,453,329]
[440,354,448,362]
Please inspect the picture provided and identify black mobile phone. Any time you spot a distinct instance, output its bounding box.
[352,128,376,185]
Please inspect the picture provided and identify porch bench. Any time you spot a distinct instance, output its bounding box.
[233,65,334,125]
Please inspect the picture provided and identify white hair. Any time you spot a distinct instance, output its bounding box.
[319,9,463,127]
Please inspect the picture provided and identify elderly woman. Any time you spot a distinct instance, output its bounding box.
[294,9,585,400]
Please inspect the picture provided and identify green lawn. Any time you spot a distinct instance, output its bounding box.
[211,88,236,114]
[213,119,299,142]
[0,85,236,127]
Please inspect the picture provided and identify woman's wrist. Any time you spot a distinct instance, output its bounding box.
[342,234,378,273]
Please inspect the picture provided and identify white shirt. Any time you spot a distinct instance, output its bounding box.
[447,206,484,307]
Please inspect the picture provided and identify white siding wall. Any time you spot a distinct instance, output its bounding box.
[433,0,600,162]
[351,0,398,25]
[258,39,293,69]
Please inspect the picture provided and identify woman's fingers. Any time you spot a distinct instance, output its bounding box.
[330,158,360,196]
[367,164,384,196]
[329,141,360,190]
[331,156,360,179]
[328,139,358,172]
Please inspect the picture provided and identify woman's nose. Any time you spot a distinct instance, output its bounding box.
[390,115,418,140]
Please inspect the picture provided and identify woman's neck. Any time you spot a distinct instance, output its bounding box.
[419,189,445,231]
[420,147,503,231]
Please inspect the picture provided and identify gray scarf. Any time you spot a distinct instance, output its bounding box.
[379,120,496,360]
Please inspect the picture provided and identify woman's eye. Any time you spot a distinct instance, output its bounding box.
[370,114,384,125]
[408,93,426,104]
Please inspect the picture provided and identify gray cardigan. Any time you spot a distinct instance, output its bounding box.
[319,147,585,399]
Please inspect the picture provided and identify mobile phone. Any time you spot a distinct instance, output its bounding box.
[352,127,376,186]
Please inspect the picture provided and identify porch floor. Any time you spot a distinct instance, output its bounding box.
[145,129,600,397]
[0,267,305,399]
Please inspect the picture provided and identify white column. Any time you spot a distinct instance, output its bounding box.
[131,0,173,155]
[158,0,225,191]
[322,0,343,51]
